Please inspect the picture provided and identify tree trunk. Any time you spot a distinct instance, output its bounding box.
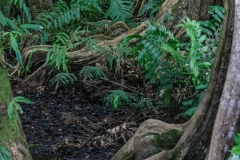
[0,65,32,159]
[0,24,32,158]
[208,0,240,159]
[111,0,236,159]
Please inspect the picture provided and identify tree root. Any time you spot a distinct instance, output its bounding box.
[111,119,188,160]
[20,21,146,88]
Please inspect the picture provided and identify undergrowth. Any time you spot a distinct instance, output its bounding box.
[0,0,224,117]
[121,5,224,116]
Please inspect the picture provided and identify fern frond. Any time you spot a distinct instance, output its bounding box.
[0,11,7,26]
[105,0,133,22]
[50,72,78,90]
[54,32,73,48]
[46,44,70,72]
[0,11,19,30]
[139,0,163,18]
[10,0,32,22]
[79,66,107,81]
[208,6,224,23]
[72,0,102,13]
[104,90,134,108]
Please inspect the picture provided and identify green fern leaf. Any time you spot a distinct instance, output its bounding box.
[105,0,133,22]
[79,66,107,81]
[50,72,77,90]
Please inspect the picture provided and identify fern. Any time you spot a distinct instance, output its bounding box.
[130,21,179,83]
[107,42,134,71]
[200,6,224,36]
[79,66,107,81]
[53,32,73,49]
[139,0,164,19]
[36,0,103,44]
[208,6,224,23]
[10,0,32,22]
[72,0,103,15]
[46,44,70,73]
[105,0,133,22]
[0,11,19,30]
[133,96,155,113]
[50,72,78,91]
[36,1,81,30]
[0,146,10,160]
[104,90,134,109]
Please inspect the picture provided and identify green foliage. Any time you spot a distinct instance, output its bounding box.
[10,0,32,22]
[229,133,240,160]
[0,146,10,160]
[36,0,80,29]
[76,37,105,52]
[176,17,212,89]
[105,0,133,22]
[72,0,103,16]
[0,8,42,32]
[46,43,74,91]
[104,90,134,109]
[139,0,164,19]
[36,0,103,44]
[107,42,134,71]
[122,21,182,107]
[53,32,73,48]
[46,44,70,73]
[0,11,18,30]
[132,96,155,113]
[208,5,225,23]
[79,66,107,81]
[49,72,78,91]
[0,11,42,69]
[7,96,34,121]
[127,21,180,84]
[122,6,224,116]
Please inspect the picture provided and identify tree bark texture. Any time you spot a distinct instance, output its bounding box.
[111,0,235,159]
[208,0,240,159]
[0,64,32,160]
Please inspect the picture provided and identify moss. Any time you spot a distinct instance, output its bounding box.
[171,144,184,160]
[154,130,183,152]
[0,65,32,160]
[171,0,184,15]
[0,65,12,104]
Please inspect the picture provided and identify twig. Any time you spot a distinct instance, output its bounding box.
[77,128,100,149]
[100,77,143,96]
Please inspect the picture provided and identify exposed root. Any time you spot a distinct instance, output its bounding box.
[20,21,146,88]
[111,119,187,160]
[7,140,31,160]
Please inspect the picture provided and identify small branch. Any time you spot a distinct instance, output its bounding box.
[78,128,99,148]
[100,77,143,96]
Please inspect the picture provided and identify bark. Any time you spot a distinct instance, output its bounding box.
[208,0,240,159]
[0,64,32,160]
[111,0,235,159]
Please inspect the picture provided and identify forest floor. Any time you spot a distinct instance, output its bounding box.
[11,81,187,160]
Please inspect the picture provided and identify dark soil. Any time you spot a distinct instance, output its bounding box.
[12,83,186,160]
